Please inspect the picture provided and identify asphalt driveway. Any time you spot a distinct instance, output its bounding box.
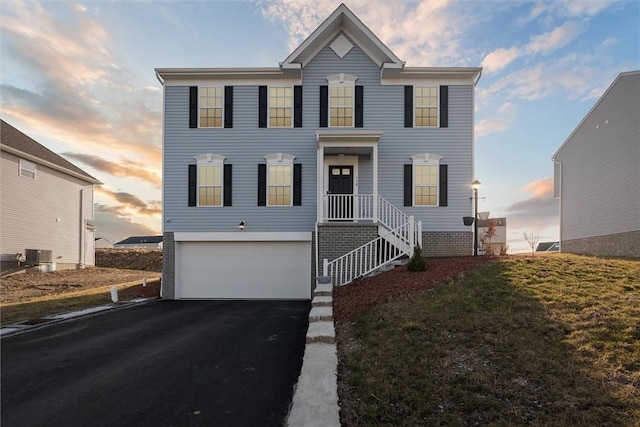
[1,300,310,427]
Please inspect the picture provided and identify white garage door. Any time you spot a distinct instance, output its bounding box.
[175,238,311,299]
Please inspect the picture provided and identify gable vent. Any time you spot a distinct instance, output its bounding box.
[330,34,353,59]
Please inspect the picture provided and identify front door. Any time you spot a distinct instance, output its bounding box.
[328,166,353,219]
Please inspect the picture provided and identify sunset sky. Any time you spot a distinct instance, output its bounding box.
[1,0,638,252]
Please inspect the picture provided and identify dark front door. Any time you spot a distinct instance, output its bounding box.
[328,166,353,219]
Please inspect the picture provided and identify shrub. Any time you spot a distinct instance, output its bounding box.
[407,245,427,272]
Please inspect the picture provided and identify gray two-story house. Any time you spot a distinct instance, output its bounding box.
[156,4,482,299]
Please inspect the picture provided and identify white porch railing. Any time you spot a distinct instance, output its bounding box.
[322,194,408,226]
[322,216,422,287]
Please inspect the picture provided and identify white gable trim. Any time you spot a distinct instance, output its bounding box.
[281,4,404,69]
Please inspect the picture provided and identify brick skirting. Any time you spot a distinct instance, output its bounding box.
[562,230,640,258]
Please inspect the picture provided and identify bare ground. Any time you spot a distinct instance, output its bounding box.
[1,249,162,304]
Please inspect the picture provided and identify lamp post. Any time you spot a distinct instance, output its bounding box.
[471,180,481,256]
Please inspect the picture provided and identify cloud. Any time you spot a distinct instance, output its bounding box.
[504,177,559,231]
[532,0,624,18]
[481,47,521,75]
[526,21,582,55]
[96,187,161,217]
[94,204,159,243]
[259,0,474,66]
[475,102,517,138]
[62,152,161,188]
[0,1,162,164]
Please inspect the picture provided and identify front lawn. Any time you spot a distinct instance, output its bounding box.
[336,254,640,426]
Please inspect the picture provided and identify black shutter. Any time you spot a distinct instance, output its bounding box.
[293,164,302,206]
[439,164,448,206]
[223,164,232,207]
[355,85,363,128]
[404,86,413,128]
[188,164,197,206]
[224,86,233,128]
[404,164,413,206]
[294,86,303,128]
[319,85,328,127]
[440,86,449,128]
[189,86,198,128]
[259,86,267,128]
[258,164,267,206]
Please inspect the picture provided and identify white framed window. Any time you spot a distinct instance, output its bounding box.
[199,87,223,128]
[19,159,36,179]
[194,154,225,206]
[327,74,357,127]
[265,153,295,206]
[412,153,442,206]
[414,86,438,127]
[269,86,293,127]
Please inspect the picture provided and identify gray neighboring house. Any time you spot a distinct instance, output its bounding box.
[114,236,163,249]
[0,120,102,272]
[553,71,640,258]
[95,237,114,249]
[156,4,482,299]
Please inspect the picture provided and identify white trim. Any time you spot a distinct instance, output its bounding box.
[194,153,225,207]
[174,232,312,242]
[411,153,442,207]
[197,86,225,129]
[265,153,296,207]
[413,85,440,128]
[327,74,357,128]
[267,85,294,128]
[327,73,358,84]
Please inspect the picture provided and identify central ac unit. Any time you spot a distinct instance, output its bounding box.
[25,249,53,265]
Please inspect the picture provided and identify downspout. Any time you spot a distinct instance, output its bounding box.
[78,186,94,268]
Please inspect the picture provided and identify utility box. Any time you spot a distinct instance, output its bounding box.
[25,249,53,266]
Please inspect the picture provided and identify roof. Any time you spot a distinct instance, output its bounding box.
[156,4,481,86]
[0,119,101,184]
[477,218,507,227]
[115,236,163,245]
[553,70,640,160]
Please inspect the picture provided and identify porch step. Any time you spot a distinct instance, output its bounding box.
[309,305,333,322]
[314,283,333,297]
[306,321,335,344]
[312,296,332,307]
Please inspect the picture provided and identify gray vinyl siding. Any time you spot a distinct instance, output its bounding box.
[554,72,640,241]
[0,150,93,266]
[163,32,475,233]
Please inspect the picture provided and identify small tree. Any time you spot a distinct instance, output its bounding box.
[523,232,540,256]
[407,245,427,272]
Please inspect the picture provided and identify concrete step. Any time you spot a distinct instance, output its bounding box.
[306,321,335,344]
[309,305,333,322]
[312,296,332,307]
[313,283,333,297]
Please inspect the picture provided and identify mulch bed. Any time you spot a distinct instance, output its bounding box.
[333,256,495,322]
[119,280,161,299]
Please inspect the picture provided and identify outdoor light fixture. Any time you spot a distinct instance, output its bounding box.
[472,180,481,256]
[238,220,246,230]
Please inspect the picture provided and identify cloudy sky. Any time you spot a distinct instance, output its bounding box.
[1,0,638,252]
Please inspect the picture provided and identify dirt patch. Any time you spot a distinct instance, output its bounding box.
[1,249,163,304]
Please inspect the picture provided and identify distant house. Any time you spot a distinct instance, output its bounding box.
[536,242,559,252]
[553,71,639,258]
[95,237,114,249]
[114,236,163,249]
[0,120,101,273]
[476,215,507,256]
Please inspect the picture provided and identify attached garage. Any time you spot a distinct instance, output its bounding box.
[173,232,312,300]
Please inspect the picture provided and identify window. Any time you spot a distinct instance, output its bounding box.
[199,87,223,128]
[260,153,298,206]
[327,74,357,127]
[412,153,442,206]
[269,87,292,127]
[268,164,292,205]
[415,86,438,127]
[194,154,225,206]
[19,159,36,179]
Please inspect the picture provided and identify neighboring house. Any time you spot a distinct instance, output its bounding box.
[553,71,640,258]
[95,237,114,249]
[0,120,101,272]
[156,4,482,299]
[114,236,163,249]
[536,242,559,253]
[477,216,507,256]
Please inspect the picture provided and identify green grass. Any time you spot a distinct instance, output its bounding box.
[0,280,159,325]
[338,254,640,426]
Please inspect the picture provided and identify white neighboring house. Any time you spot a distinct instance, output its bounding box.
[95,237,114,249]
[114,236,163,249]
[0,120,102,272]
[477,216,507,256]
[553,71,640,258]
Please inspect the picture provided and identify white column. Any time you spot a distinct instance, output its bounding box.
[317,144,325,222]
[372,144,379,223]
